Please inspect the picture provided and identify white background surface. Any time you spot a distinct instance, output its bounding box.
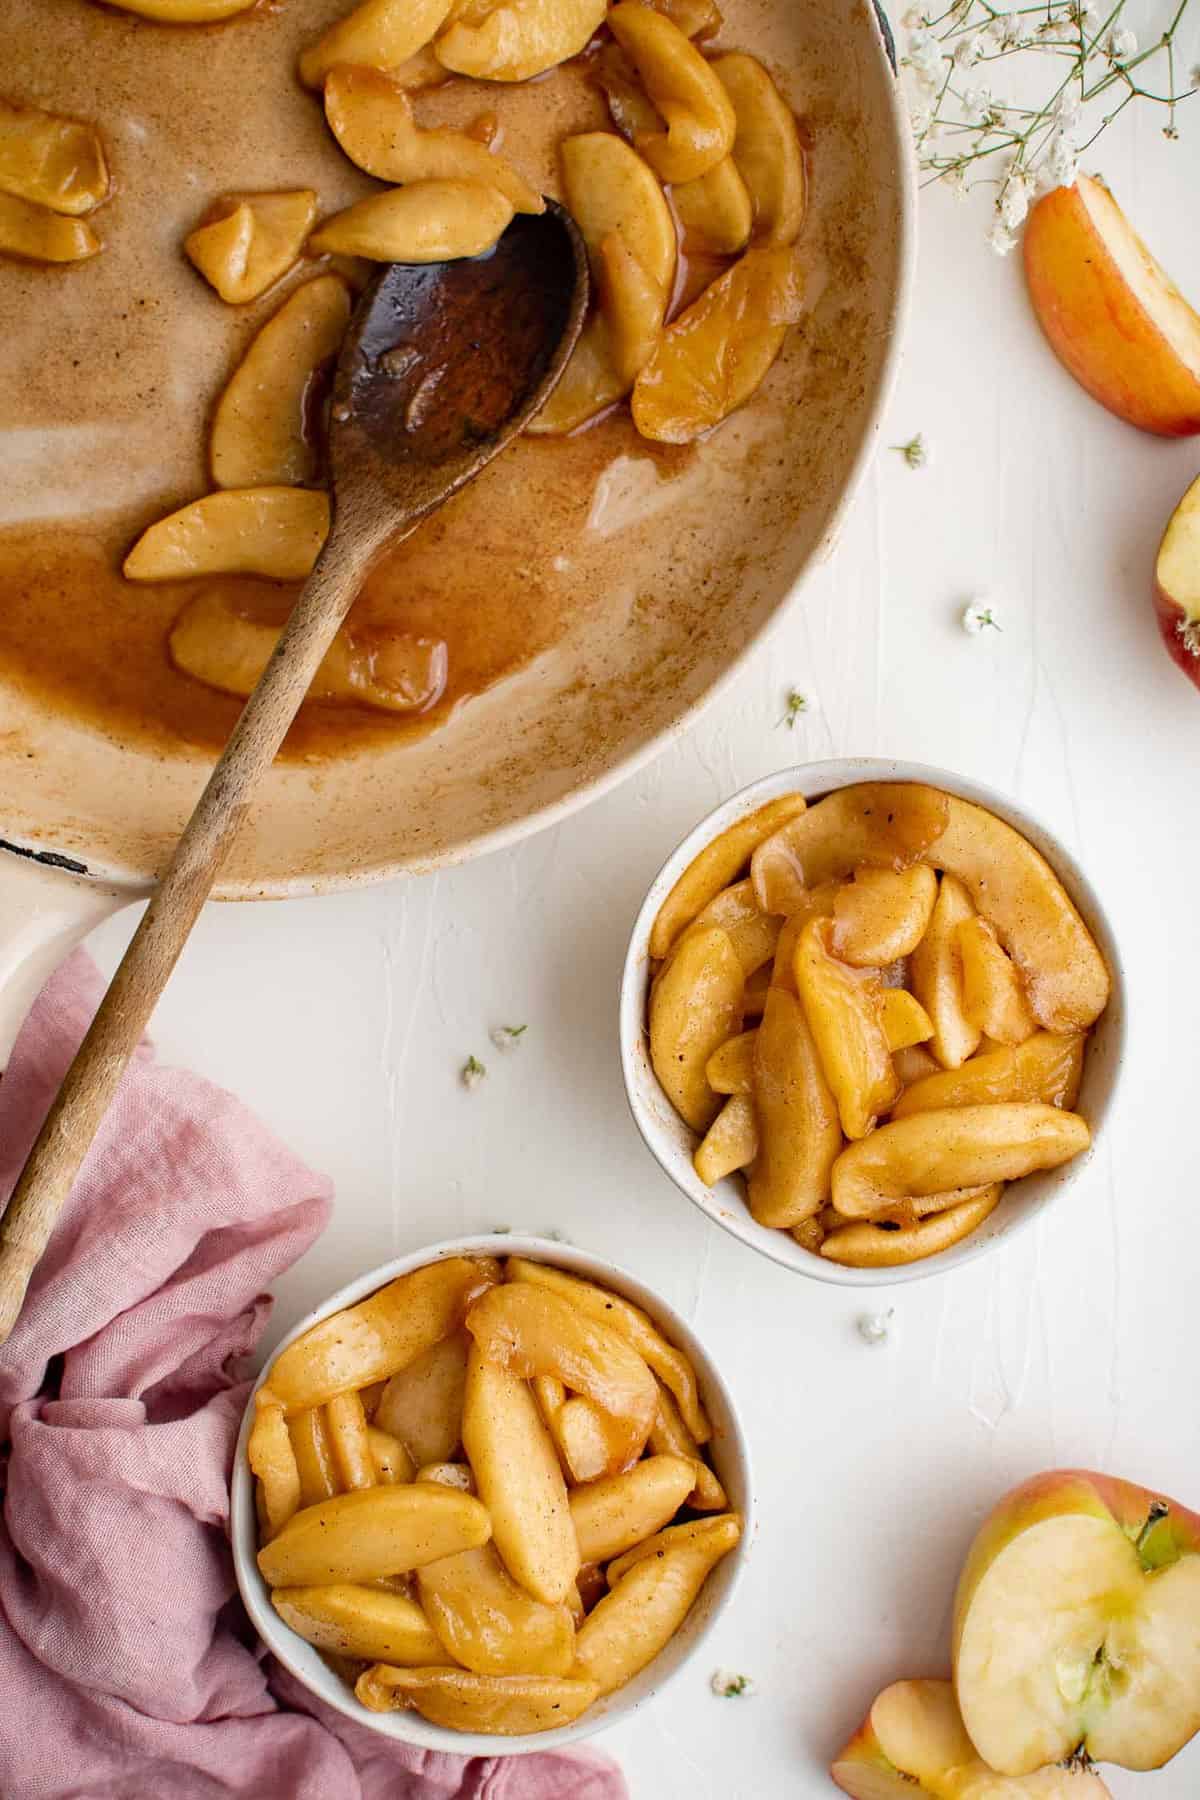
[88,66,1200,1800]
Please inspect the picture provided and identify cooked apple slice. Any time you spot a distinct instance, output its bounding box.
[954,1469,1200,1774]
[957,915,1037,1046]
[323,67,542,214]
[632,242,802,442]
[747,986,841,1226]
[712,52,805,247]
[210,275,351,489]
[693,1091,757,1184]
[310,181,513,263]
[651,0,722,35]
[881,989,934,1053]
[607,2,736,184]
[925,796,1111,1034]
[649,926,744,1132]
[833,864,938,967]
[910,874,982,1069]
[524,313,626,436]
[891,1031,1084,1118]
[832,1677,1113,1796]
[820,1187,1002,1268]
[100,0,257,16]
[794,919,897,1140]
[356,1664,599,1732]
[0,98,108,217]
[272,1583,445,1665]
[0,191,99,265]
[569,1455,696,1564]
[170,589,447,714]
[831,1103,1090,1218]
[752,784,950,916]
[417,1544,576,1676]
[651,793,806,958]
[705,1027,756,1094]
[1155,469,1200,691]
[298,0,454,88]
[673,879,781,979]
[672,158,753,256]
[185,191,317,306]
[257,1484,492,1586]
[593,41,664,142]
[124,489,329,583]
[435,0,607,82]
[1023,174,1200,438]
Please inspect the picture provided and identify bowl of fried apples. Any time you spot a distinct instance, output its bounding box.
[621,760,1124,1284]
[231,1236,749,1751]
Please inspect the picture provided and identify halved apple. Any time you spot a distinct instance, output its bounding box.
[323,67,543,215]
[1023,174,1200,437]
[832,1677,1112,1797]
[1154,470,1200,691]
[954,1469,1200,1774]
[124,488,329,582]
[210,274,351,489]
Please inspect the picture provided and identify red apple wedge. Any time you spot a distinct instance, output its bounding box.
[831,1679,1112,1797]
[954,1470,1200,1775]
[1155,470,1200,690]
[1023,174,1200,437]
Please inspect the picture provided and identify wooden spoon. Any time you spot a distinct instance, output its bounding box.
[0,202,589,1345]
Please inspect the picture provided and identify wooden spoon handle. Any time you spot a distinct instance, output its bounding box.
[0,521,379,1346]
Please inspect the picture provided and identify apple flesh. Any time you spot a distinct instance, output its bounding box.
[954,1470,1200,1775]
[832,1679,1112,1798]
[1023,174,1200,437]
[1155,471,1200,691]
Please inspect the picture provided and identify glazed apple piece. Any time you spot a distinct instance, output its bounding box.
[880,989,934,1053]
[273,1583,444,1665]
[705,1026,756,1093]
[891,1031,1084,1118]
[417,1543,576,1676]
[185,191,317,306]
[632,243,803,443]
[751,784,949,915]
[298,0,454,88]
[561,127,676,286]
[648,0,722,35]
[693,1092,757,1184]
[0,192,99,265]
[210,275,351,489]
[309,181,514,263]
[819,1187,1003,1268]
[356,1665,600,1732]
[747,986,840,1227]
[1154,470,1200,690]
[323,68,543,214]
[925,795,1110,1034]
[593,41,664,142]
[607,2,736,184]
[1023,173,1200,437]
[0,98,108,216]
[651,793,807,958]
[832,1677,1113,1796]
[794,919,898,1139]
[909,874,981,1069]
[125,489,330,583]
[649,926,744,1131]
[831,1103,1090,1218]
[832,864,938,967]
[712,52,806,246]
[954,1469,1200,1774]
[672,158,753,256]
[257,1484,492,1586]
[100,0,258,15]
[956,915,1037,1046]
[435,0,607,82]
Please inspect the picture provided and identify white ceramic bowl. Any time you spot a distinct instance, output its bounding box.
[231,1234,752,1756]
[620,758,1126,1288]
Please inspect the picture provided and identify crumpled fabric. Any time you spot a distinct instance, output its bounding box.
[0,952,626,1800]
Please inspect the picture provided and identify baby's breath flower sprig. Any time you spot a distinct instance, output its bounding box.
[902,0,1197,243]
[780,689,811,728]
[891,433,929,468]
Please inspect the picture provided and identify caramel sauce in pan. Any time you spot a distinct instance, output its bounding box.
[0,0,759,762]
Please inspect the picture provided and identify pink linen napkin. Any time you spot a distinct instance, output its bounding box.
[0,952,627,1800]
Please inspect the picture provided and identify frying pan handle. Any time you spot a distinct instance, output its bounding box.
[0,851,133,1068]
[872,0,898,73]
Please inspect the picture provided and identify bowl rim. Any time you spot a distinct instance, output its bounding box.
[231,1233,753,1756]
[618,757,1127,1288]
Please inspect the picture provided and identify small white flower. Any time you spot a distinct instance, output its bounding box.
[461,1054,487,1090]
[712,1669,757,1698]
[490,1024,528,1052]
[907,26,948,83]
[945,164,971,201]
[987,12,1020,47]
[857,1310,895,1346]
[962,601,1003,634]
[1044,128,1079,189]
[909,97,934,137]
[1104,25,1137,61]
[987,218,1018,256]
[902,4,928,26]
[953,30,986,66]
[999,173,1031,229]
[1052,90,1082,136]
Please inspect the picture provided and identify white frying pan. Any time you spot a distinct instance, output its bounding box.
[0,0,913,1059]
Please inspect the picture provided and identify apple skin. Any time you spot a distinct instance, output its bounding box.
[1023,175,1200,437]
[1155,471,1200,692]
[953,1469,1200,1774]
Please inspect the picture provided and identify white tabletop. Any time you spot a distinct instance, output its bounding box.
[91,101,1200,1800]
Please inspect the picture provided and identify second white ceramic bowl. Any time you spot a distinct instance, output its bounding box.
[231,1234,752,1755]
[620,759,1126,1287]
